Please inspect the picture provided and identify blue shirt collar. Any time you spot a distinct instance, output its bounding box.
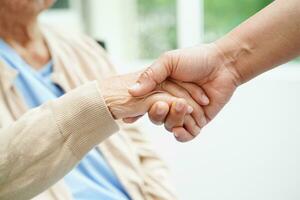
[0,38,55,89]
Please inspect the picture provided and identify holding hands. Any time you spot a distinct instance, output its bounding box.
[100,72,209,142]
[128,44,240,141]
[120,0,300,142]
[101,43,240,142]
[102,0,300,142]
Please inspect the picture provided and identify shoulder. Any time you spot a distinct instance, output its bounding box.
[40,24,117,77]
[41,24,106,54]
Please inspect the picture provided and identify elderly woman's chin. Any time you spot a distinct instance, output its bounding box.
[0,0,56,14]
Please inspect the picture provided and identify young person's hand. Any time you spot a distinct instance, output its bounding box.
[128,44,240,141]
[129,0,300,142]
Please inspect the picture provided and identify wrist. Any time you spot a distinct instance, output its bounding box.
[97,75,146,120]
[98,79,128,120]
[213,36,252,86]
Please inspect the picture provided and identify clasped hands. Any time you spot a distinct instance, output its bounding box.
[101,43,240,142]
[100,73,208,142]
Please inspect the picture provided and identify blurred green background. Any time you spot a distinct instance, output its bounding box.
[51,0,274,59]
[137,0,272,58]
[204,0,273,42]
[52,0,69,9]
[137,0,177,59]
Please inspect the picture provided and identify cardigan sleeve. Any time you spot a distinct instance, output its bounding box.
[0,81,119,200]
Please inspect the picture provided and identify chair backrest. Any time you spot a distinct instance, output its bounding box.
[96,40,106,50]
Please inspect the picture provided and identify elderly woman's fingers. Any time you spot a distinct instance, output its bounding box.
[171,80,210,106]
[160,80,207,128]
[148,101,170,125]
[164,99,192,132]
[122,115,143,123]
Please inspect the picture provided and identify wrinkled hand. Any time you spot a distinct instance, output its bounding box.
[129,44,241,141]
[99,72,209,141]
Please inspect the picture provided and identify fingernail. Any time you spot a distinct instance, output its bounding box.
[200,117,207,128]
[129,82,141,91]
[175,102,184,112]
[187,106,193,114]
[201,95,209,105]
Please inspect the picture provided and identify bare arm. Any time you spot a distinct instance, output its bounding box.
[130,0,300,142]
[216,0,300,84]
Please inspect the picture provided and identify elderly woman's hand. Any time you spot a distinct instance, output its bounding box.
[99,72,209,142]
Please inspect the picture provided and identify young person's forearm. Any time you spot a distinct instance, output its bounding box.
[215,0,300,84]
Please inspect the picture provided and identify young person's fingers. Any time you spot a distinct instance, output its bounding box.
[172,127,195,142]
[122,115,143,123]
[160,80,207,128]
[172,80,210,106]
[183,115,201,137]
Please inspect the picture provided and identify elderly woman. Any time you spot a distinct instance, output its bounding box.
[0,0,208,200]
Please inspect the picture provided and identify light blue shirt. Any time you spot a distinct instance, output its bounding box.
[0,39,131,200]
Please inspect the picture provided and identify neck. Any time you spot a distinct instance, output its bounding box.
[0,12,51,69]
[0,14,43,46]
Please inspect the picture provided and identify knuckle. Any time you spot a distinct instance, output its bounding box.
[140,67,155,81]
[176,98,186,105]
[160,51,173,60]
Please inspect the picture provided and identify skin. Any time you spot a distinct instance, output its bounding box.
[130,0,300,142]
[0,0,210,141]
[99,73,208,141]
[0,0,54,69]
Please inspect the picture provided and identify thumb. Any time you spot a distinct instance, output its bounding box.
[128,60,171,97]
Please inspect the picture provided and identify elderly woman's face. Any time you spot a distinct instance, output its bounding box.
[0,0,56,15]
